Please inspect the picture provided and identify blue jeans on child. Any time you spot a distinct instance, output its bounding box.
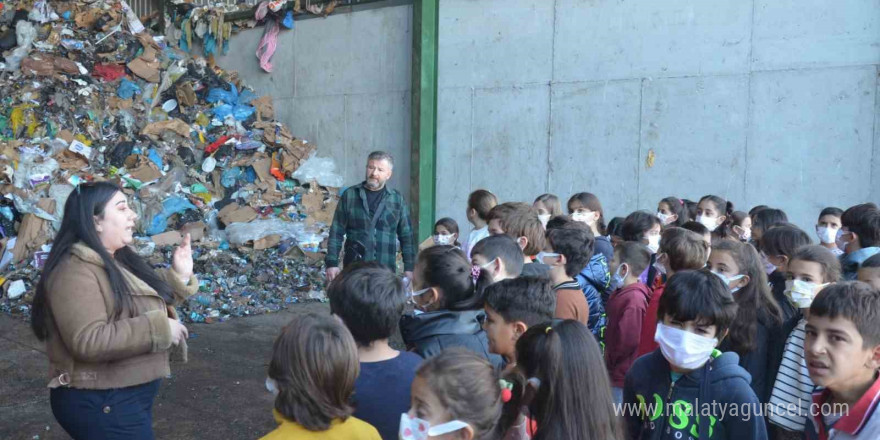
[50,379,161,440]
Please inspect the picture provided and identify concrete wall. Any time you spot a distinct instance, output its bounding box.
[215,3,414,196]
[223,0,879,238]
[436,0,880,236]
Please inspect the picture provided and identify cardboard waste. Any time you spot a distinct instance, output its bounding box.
[0,0,344,323]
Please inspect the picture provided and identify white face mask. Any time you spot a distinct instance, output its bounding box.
[399,413,469,440]
[538,214,551,228]
[654,323,718,370]
[785,279,828,309]
[695,215,719,232]
[536,251,562,266]
[645,234,661,254]
[571,211,595,225]
[711,270,745,294]
[816,226,838,245]
[836,229,851,253]
[657,212,673,226]
[736,227,751,242]
[266,377,279,396]
[433,234,454,245]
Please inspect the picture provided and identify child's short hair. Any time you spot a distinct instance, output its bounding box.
[418,245,480,310]
[842,203,880,249]
[468,189,498,221]
[790,245,842,283]
[614,242,652,276]
[471,235,525,276]
[534,193,563,217]
[658,270,738,336]
[484,277,555,327]
[487,202,546,255]
[660,227,710,272]
[620,211,662,242]
[416,349,504,439]
[863,253,880,269]
[761,225,813,258]
[819,207,844,219]
[269,312,359,431]
[545,220,594,277]
[681,221,710,237]
[752,208,788,233]
[328,262,405,347]
[811,282,880,348]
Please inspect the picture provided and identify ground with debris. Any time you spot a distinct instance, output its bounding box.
[0,302,338,440]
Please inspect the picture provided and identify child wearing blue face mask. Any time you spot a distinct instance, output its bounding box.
[623,270,768,440]
[605,242,653,404]
[708,240,784,403]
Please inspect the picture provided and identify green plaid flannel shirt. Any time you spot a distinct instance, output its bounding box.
[325,183,416,272]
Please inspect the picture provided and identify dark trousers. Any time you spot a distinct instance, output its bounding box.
[50,379,161,440]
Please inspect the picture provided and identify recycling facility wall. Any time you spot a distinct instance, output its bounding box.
[215,1,414,198]
[223,0,880,236]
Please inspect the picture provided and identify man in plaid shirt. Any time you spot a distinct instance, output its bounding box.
[325,151,416,282]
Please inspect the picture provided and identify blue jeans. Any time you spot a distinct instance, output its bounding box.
[50,379,161,440]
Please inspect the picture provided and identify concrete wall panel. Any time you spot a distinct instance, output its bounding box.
[215,26,296,100]
[752,0,880,71]
[286,95,347,165]
[637,76,749,213]
[470,85,551,204]
[548,80,642,217]
[554,0,752,82]
[349,5,413,95]
[747,67,877,229]
[345,92,412,195]
[438,0,554,89]
[435,88,475,225]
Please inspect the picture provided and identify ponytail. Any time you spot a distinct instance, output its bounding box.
[700,195,736,240]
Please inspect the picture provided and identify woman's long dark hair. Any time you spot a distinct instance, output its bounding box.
[516,320,623,440]
[712,240,782,354]
[31,182,174,341]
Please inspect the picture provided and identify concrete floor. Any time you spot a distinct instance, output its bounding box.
[0,303,334,440]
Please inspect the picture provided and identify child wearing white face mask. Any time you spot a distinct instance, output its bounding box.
[532,193,562,229]
[815,207,844,256]
[432,217,460,247]
[403,349,525,440]
[709,240,784,403]
[766,246,840,440]
[696,194,737,242]
[760,225,814,332]
[567,192,614,264]
[623,270,768,440]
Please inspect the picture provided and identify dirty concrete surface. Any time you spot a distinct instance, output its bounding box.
[0,302,381,440]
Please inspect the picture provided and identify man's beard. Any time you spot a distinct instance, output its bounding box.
[365,178,384,189]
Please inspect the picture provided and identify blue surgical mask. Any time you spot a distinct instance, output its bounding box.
[613,264,628,289]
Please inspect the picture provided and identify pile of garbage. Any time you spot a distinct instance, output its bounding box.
[0,0,345,323]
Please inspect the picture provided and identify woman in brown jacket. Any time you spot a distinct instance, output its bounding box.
[30,181,198,440]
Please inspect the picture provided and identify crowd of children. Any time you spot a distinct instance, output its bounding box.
[259,190,880,440]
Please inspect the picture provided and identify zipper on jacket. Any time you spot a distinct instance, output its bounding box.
[649,379,676,440]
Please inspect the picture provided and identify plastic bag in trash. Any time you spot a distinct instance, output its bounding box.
[291,153,344,188]
[225,219,305,245]
[117,78,141,99]
[147,196,197,235]
[4,20,37,72]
